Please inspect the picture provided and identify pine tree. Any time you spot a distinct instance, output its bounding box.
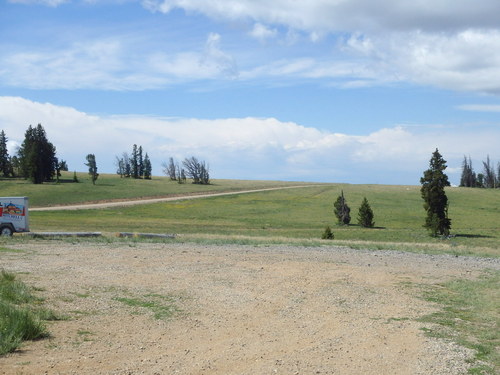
[17,124,57,184]
[85,154,99,185]
[0,130,12,177]
[143,153,152,180]
[333,190,351,225]
[357,197,375,228]
[420,149,451,236]
[138,146,144,178]
[482,155,497,188]
[131,144,139,179]
[459,155,476,187]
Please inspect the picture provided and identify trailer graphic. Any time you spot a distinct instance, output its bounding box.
[0,197,29,236]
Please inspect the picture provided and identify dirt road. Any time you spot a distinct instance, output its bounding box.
[2,241,497,375]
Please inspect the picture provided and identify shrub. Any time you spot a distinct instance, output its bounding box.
[321,226,334,240]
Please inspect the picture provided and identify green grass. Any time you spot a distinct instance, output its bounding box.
[113,293,181,320]
[0,270,59,355]
[22,182,499,256]
[0,172,309,207]
[419,271,500,374]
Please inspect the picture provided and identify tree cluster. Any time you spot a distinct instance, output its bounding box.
[115,144,152,180]
[162,156,210,185]
[460,155,499,188]
[1,125,69,184]
[332,191,375,228]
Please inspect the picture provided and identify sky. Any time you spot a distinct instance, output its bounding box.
[1,0,500,185]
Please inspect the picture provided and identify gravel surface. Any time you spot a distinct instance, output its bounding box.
[1,241,498,375]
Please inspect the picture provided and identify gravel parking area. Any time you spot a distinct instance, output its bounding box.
[1,241,498,375]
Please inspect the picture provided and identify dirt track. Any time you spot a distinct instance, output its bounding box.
[2,241,498,375]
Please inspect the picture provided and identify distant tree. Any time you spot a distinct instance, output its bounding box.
[476,173,485,188]
[17,124,57,184]
[182,156,210,184]
[162,157,177,180]
[321,226,334,240]
[459,155,477,187]
[115,155,125,178]
[131,144,139,179]
[138,146,144,178]
[333,190,351,225]
[0,130,12,177]
[482,155,497,188]
[85,154,99,185]
[143,153,152,180]
[497,162,500,188]
[420,148,451,236]
[58,159,68,172]
[357,197,375,228]
[10,156,20,177]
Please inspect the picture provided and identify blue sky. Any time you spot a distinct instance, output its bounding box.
[1,0,499,184]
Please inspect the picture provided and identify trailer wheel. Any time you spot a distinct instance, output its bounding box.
[0,226,13,237]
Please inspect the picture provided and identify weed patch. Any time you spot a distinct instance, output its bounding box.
[0,270,60,355]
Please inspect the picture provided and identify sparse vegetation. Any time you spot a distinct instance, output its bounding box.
[419,271,500,374]
[0,270,57,355]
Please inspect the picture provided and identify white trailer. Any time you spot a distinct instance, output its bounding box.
[0,197,29,236]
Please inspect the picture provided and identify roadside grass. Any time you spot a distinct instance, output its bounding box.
[0,172,310,207]
[24,183,500,256]
[419,270,500,374]
[0,270,60,355]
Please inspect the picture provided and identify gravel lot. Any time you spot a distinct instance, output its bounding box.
[1,241,498,375]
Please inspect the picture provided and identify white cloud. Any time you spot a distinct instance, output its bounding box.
[0,33,238,90]
[1,96,498,184]
[249,23,278,41]
[141,0,500,33]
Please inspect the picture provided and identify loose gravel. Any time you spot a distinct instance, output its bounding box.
[1,241,498,375]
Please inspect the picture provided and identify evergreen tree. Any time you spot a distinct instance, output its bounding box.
[85,154,99,185]
[459,155,476,187]
[143,153,152,180]
[138,145,144,178]
[420,148,451,236]
[131,144,139,179]
[17,124,57,184]
[357,197,375,228]
[0,130,12,177]
[482,155,497,188]
[321,226,334,240]
[333,190,351,225]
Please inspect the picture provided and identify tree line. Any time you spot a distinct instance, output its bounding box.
[1,125,211,185]
[460,155,499,188]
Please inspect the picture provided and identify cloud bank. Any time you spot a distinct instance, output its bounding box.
[3,0,500,93]
[1,96,497,184]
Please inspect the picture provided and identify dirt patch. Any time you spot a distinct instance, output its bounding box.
[1,242,497,375]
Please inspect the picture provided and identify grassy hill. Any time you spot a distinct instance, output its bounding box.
[1,172,498,256]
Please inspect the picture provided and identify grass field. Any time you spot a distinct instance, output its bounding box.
[1,173,498,256]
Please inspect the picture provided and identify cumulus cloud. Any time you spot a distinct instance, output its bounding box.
[1,96,498,184]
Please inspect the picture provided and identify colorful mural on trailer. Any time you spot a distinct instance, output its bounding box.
[0,202,26,218]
